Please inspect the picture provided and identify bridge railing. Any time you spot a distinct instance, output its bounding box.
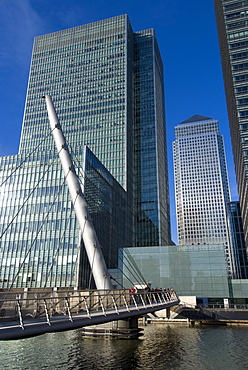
[0,289,179,325]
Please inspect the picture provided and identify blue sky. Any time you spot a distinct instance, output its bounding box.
[0,0,238,243]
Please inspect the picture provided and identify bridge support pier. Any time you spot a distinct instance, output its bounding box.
[81,318,144,339]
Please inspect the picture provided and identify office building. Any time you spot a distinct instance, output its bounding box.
[0,15,171,288]
[0,147,132,288]
[228,201,248,279]
[173,115,234,274]
[20,14,171,247]
[214,0,248,249]
[121,244,248,303]
[122,244,231,300]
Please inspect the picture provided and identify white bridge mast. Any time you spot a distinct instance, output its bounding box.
[43,95,113,290]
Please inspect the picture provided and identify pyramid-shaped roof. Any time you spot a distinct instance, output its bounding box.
[180,115,213,124]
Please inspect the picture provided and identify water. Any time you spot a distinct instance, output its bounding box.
[1,323,248,369]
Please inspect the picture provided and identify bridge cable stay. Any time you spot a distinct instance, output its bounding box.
[39,155,102,289]
[2,164,75,295]
[0,129,73,293]
[0,124,67,242]
[103,253,139,289]
[67,146,149,289]
[0,123,161,296]
[71,156,148,289]
[44,95,113,290]
[87,245,96,290]
[42,203,76,289]
[63,145,129,289]
[59,149,115,290]
[0,134,148,293]
[66,141,149,289]
[69,219,88,289]
[0,128,56,188]
[0,158,58,240]
[116,251,147,287]
[110,276,125,289]
[122,248,147,286]
[123,249,147,285]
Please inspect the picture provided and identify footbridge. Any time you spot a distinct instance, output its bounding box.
[0,96,180,340]
[0,288,179,340]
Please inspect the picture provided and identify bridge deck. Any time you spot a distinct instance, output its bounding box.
[0,289,179,340]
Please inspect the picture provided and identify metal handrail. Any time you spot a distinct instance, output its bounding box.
[0,289,179,327]
[0,290,177,304]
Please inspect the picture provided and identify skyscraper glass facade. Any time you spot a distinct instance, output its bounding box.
[133,30,170,246]
[214,0,248,250]
[0,15,171,288]
[0,147,132,288]
[228,201,248,279]
[19,14,171,248]
[173,115,234,274]
[20,15,131,188]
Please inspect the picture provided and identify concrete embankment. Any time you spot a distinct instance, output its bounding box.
[178,307,248,324]
[144,306,248,325]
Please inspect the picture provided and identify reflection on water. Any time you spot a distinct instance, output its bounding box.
[1,324,248,369]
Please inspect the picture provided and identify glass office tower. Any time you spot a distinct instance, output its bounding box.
[227,201,248,279]
[133,29,170,246]
[214,0,248,250]
[19,15,171,248]
[173,115,234,275]
[0,15,171,288]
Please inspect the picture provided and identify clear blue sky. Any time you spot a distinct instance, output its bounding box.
[0,0,238,243]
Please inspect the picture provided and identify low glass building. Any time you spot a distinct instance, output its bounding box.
[122,244,248,301]
[122,245,231,299]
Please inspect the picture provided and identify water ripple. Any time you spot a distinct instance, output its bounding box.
[1,324,248,369]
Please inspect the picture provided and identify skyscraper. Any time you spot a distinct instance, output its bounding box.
[214,0,248,250]
[20,14,171,247]
[0,15,171,289]
[227,201,248,279]
[173,115,234,274]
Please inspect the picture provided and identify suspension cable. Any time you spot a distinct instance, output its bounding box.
[106,253,137,289]
[41,165,83,289]
[5,165,72,293]
[42,204,74,290]
[0,160,56,240]
[0,128,56,188]
[69,147,147,289]
[69,199,87,288]
[123,248,147,285]
[117,251,147,287]
[88,245,96,290]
